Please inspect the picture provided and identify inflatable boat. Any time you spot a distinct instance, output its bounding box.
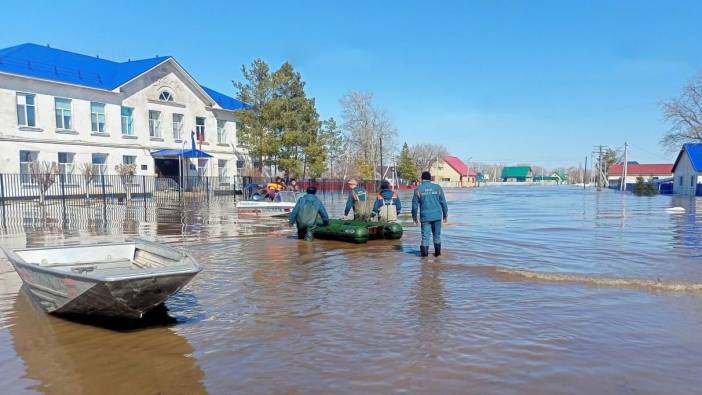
[313,219,403,244]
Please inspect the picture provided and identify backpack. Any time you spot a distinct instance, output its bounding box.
[352,190,371,218]
[377,192,398,222]
[296,200,320,227]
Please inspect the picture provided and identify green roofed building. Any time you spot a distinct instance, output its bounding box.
[501,166,533,182]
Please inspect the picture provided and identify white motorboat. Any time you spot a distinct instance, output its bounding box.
[236,190,299,218]
[1,239,201,319]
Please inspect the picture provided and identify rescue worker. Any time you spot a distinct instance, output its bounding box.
[373,180,402,221]
[344,179,371,220]
[289,186,330,241]
[411,171,448,257]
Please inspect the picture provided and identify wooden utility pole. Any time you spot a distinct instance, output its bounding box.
[621,141,628,191]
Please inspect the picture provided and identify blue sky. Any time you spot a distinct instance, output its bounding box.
[2,0,701,167]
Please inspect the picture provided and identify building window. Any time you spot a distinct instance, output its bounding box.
[159,90,174,102]
[121,107,134,135]
[92,153,108,176]
[58,152,76,184]
[19,150,38,184]
[235,121,243,145]
[197,159,207,177]
[172,113,184,141]
[149,110,161,138]
[90,102,106,133]
[123,155,136,165]
[17,93,36,127]
[218,159,227,179]
[217,120,226,144]
[55,98,72,129]
[196,117,206,142]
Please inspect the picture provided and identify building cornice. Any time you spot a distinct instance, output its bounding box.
[0,134,239,155]
[0,71,117,94]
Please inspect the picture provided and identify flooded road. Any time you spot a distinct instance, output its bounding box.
[1,186,702,394]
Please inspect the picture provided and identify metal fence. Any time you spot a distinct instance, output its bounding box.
[0,173,412,232]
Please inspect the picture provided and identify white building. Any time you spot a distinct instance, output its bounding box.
[0,43,247,184]
[672,143,702,196]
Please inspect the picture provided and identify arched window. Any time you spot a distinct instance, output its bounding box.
[158,90,174,102]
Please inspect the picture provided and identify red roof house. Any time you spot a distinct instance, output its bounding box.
[431,155,477,187]
[608,163,673,176]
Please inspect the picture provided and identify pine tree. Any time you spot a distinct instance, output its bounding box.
[396,142,418,183]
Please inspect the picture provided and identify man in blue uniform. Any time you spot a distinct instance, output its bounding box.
[289,187,330,241]
[373,180,402,221]
[344,179,371,220]
[411,171,448,257]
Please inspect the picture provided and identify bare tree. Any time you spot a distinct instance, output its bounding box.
[115,163,136,202]
[29,161,59,206]
[409,143,448,172]
[80,163,96,199]
[661,74,702,152]
[339,90,397,179]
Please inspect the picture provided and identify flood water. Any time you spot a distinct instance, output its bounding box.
[1,185,702,394]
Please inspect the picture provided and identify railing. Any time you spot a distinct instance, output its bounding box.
[0,173,415,231]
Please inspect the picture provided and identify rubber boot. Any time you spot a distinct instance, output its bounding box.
[420,246,429,257]
[434,243,441,257]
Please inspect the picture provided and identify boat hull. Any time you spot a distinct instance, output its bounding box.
[236,202,295,218]
[3,240,201,319]
[15,264,198,319]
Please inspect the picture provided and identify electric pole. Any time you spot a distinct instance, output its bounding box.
[621,141,628,191]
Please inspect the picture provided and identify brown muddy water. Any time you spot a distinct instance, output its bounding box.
[1,186,702,394]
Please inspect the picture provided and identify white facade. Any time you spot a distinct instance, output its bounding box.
[0,59,246,180]
[672,153,702,196]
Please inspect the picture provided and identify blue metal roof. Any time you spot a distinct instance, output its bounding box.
[0,43,247,111]
[200,85,248,111]
[0,43,168,90]
[673,143,702,172]
[151,148,212,158]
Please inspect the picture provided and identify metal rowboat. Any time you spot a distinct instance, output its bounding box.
[1,239,201,319]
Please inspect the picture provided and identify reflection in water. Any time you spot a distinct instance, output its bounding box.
[1,187,702,393]
[9,290,207,395]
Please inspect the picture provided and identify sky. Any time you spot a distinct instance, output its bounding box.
[2,0,701,168]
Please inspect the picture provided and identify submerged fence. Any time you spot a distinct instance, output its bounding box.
[0,173,410,232]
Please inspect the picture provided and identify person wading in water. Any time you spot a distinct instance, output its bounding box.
[289,186,330,241]
[373,180,402,222]
[412,171,448,257]
[344,179,371,220]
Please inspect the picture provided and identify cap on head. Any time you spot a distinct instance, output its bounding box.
[306,186,317,195]
[421,171,432,181]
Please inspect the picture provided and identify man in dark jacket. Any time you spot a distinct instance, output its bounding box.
[344,179,371,220]
[373,180,402,221]
[289,186,330,241]
[411,171,448,257]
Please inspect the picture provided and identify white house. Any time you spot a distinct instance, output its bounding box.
[672,143,702,196]
[0,43,248,184]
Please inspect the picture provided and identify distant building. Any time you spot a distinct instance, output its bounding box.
[608,163,673,190]
[672,143,702,196]
[430,155,476,187]
[501,166,532,182]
